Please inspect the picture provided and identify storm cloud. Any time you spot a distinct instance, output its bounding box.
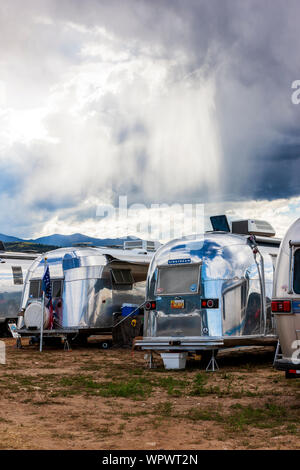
[0,0,299,237]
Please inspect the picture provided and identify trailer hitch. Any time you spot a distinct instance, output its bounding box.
[169,340,181,346]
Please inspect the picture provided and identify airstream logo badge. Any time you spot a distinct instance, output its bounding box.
[168,258,191,265]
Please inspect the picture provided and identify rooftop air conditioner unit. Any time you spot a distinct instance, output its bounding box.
[231,219,276,237]
[123,240,161,252]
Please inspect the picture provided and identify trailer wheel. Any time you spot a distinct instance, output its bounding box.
[100,339,112,349]
[29,336,39,345]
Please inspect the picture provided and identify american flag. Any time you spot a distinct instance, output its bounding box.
[42,265,54,329]
[42,266,52,300]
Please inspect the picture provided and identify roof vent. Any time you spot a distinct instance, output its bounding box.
[231,219,276,237]
[210,215,231,232]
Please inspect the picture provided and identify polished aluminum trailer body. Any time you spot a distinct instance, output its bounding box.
[0,251,37,331]
[136,232,279,353]
[272,218,300,374]
[17,246,152,336]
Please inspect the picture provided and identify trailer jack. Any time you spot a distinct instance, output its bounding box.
[206,350,219,372]
[145,351,158,369]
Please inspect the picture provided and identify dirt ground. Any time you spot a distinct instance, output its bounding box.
[0,337,299,450]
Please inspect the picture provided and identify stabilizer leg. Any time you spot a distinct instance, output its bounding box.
[206,349,219,372]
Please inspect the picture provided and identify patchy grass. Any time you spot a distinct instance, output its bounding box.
[154,401,173,417]
[181,402,299,436]
[98,379,152,398]
[57,375,153,398]
[189,372,263,398]
[185,408,223,423]
[227,403,290,431]
[154,376,186,396]
[0,339,299,450]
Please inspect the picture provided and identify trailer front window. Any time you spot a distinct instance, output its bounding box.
[155,264,200,295]
[29,279,64,299]
[293,249,300,294]
[29,280,41,298]
[52,280,63,298]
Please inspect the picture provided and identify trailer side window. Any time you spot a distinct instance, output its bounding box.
[293,249,300,294]
[12,266,23,285]
[155,264,200,295]
[111,269,134,285]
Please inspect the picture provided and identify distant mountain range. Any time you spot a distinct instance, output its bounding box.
[0,232,141,248]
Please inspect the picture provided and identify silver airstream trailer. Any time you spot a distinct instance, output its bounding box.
[17,245,154,344]
[272,218,300,378]
[0,245,38,335]
[135,217,280,369]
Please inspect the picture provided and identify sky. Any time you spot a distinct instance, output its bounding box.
[0,0,300,241]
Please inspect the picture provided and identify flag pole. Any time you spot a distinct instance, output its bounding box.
[40,257,47,352]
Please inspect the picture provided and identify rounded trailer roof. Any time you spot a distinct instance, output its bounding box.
[278,217,300,255]
[153,232,250,264]
[28,245,153,277]
[42,246,152,263]
[273,218,300,298]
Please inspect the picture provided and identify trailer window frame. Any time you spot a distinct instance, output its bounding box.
[111,268,134,286]
[29,280,42,299]
[28,278,64,299]
[52,279,64,298]
[155,263,201,296]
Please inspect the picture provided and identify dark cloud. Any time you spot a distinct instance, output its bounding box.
[0,0,300,236]
[50,0,300,202]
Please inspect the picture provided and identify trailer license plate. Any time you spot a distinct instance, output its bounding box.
[171,300,185,309]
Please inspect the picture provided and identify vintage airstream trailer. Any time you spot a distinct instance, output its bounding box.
[17,245,154,343]
[272,218,300,378]
[0,247,38,335]
[135,218,280,369]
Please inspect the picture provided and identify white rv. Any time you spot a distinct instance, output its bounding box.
[0,247,38,335]
[17,245,155,344]
[272,218,300,378]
